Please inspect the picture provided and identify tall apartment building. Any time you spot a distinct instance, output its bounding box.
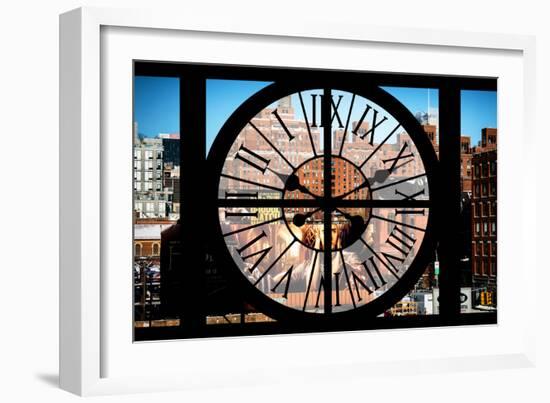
[134,135,170,218]
[471,128,497,301]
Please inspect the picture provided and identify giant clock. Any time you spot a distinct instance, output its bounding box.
[209,80,439,325]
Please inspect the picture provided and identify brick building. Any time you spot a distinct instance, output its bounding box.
[471,128,497,303]
[422,124,438,152]
[134,219,175,260]
[460,136,473,193]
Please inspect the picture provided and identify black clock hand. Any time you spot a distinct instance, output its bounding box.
[333,159,413,201]
[292,207,323,227]
[285,174,321,199]
[370,159,413,184]
[266,167,290,185]
[268,169,321,200]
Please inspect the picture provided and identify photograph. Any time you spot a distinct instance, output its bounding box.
[132,64,498,340]
[30,2,544,399]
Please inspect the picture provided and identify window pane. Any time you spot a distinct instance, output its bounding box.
[133,76,181,329]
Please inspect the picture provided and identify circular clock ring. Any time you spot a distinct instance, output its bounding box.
[208,78,439,326]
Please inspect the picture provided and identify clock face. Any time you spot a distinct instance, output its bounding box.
[211,82,438,323]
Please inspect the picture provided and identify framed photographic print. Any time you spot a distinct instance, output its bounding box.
[131,62,497,342]
[60,6,537,396]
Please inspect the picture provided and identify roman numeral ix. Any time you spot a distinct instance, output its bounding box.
[352,104,388,144]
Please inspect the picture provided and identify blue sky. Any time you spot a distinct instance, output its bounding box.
[460,90,498,145]
[134,76,180,136]
[206,80,272,152]
[133,77,496,149]
[382,86,439,121]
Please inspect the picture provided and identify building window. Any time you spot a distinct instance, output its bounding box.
[491,221,496,234]
[475,222,480,234]
[152,243,160,256]
[483,222,488,235]
[482,162,489,177]
[135,243,142,256]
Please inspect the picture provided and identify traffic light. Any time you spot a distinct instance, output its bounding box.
[480,291,486,305]
[486,292,493,306]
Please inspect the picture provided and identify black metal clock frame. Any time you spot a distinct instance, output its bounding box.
[133,61,497,341]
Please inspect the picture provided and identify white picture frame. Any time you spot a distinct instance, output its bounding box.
[59,6,538,396]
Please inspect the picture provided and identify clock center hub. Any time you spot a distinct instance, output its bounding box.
[282,156,371,251]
